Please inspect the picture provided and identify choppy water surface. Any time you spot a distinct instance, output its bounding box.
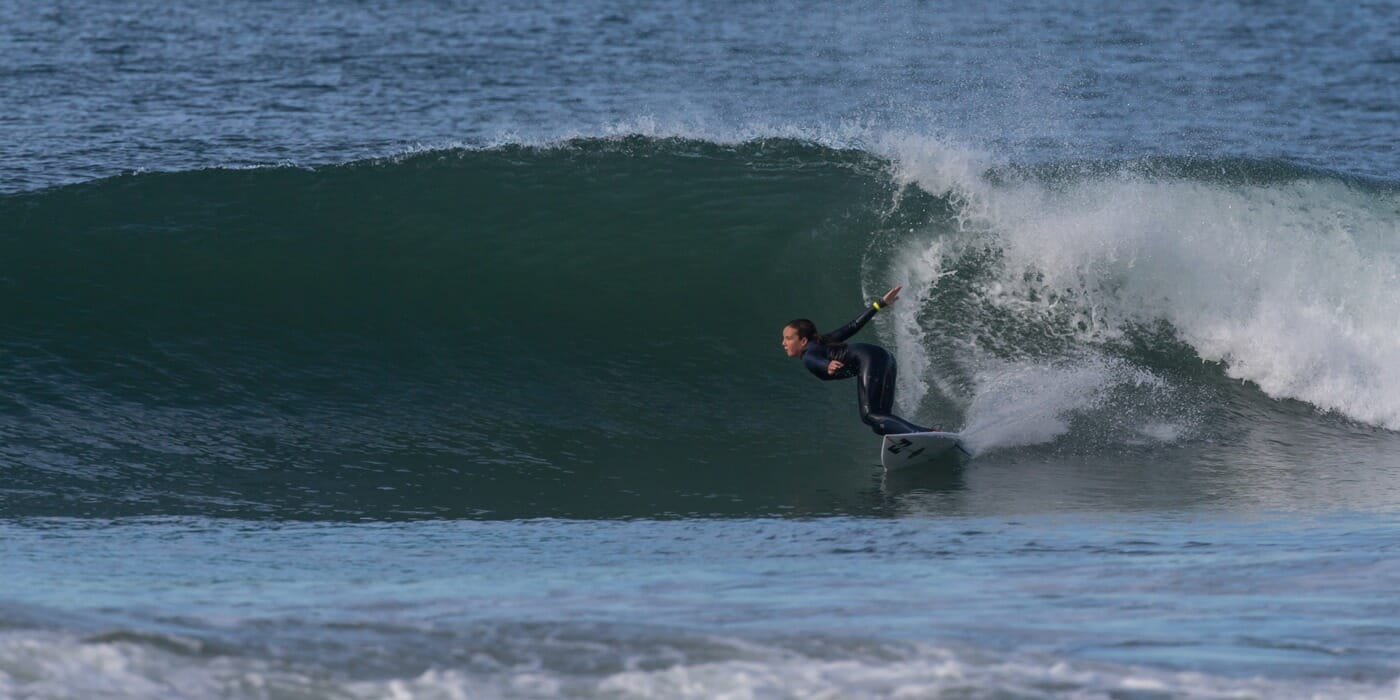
[4,514,1400,698]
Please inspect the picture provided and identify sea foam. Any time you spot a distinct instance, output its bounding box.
[877,134,1400,433]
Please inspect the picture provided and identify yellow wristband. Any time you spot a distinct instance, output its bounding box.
[872,301,882,310]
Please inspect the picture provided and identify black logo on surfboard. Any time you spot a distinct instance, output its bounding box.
[886,438,925,459]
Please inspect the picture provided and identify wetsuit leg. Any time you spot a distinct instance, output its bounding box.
[850,344,929,436]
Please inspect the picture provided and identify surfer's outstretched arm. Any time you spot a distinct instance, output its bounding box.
[824,286,903,343]
[823,306,877,344]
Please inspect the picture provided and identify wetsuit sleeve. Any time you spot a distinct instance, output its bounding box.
[802,350,832,377]
[822,304,879,344]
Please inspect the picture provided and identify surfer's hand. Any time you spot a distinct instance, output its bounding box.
[881,285,902,306]
[827,360,844,375]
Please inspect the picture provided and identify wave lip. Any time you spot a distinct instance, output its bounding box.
[880,143,1400,433]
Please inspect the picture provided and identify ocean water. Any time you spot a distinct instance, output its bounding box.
[2,1,1398,697]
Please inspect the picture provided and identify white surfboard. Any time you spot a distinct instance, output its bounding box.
[880,431,971,471]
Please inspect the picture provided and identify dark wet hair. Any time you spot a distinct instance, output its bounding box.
[785,318,844,349]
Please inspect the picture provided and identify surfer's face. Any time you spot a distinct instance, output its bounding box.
[781,326,807,357]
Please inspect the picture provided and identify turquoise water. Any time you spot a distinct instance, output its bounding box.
[2,0,1398,696]
[4,141,1398,523]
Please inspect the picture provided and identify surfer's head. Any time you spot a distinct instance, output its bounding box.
[782,319,818,357]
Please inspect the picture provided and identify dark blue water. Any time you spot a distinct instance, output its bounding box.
[2,1,1397,697]
[4,0,1395,192]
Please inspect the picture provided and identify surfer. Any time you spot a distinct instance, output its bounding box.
[782,285,931,436]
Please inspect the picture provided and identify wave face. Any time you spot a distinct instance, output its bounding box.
[2,137,1398,518]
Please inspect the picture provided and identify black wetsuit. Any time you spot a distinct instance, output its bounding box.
[801,305,930,436]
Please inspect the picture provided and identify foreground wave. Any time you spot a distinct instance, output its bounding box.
[2,136,1397,518]
[8,629,1394,700]
[5,514,1399,698]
